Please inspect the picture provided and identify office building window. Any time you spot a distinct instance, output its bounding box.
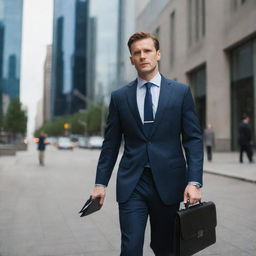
[188,64,207,129]
[231,40,255,150]
[170,11,175,66]
[188,0,206,47]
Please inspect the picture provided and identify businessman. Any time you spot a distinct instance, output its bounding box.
[91,32,203,256]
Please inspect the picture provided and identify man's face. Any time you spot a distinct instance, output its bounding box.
[129,38,161,76]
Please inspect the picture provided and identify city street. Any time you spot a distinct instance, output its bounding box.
[0,144,256,256]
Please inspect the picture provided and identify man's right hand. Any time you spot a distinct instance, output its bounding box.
[91,185,106,205]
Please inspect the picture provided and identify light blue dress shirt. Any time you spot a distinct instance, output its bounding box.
[136,72,161,122]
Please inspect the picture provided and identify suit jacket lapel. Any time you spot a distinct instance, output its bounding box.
[149,75,174,139]
[126,80,145,136]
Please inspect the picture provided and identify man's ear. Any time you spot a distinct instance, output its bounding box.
[156,50,161,61]
[130,56,134,65]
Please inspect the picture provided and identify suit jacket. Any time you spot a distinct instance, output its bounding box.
[96,75,203,205]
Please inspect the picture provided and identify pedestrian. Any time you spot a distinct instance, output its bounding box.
[204,123,215,161]
[91,32,203,256]
[37,131,47,166]
[238,114,253,163]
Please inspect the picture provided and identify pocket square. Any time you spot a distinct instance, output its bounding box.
[79,196,102,217]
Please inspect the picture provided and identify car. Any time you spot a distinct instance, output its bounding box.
[87,136,104,149]
[57,137,74,150]
[78,136,89,148]
[46,136,58,146]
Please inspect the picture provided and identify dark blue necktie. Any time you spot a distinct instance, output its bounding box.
[144,82,154,137]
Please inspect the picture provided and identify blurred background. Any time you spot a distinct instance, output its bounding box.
[0,0,255,151]
[0,1,256,255]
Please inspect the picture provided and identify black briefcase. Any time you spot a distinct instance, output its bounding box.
[174,201,217,256]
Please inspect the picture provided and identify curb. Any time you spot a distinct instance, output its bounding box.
[204,169,256,184]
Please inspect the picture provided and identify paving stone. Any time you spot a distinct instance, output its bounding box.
[0,144,256,255]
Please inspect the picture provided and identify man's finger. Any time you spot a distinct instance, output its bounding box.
[99,196,105,205]
[183,191,189,203]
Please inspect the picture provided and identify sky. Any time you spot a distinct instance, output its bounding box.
[20,0,118,137]
[20,0,53,136]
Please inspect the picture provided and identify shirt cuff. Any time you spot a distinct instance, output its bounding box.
[188,181,202,188]
[95,184,106,187]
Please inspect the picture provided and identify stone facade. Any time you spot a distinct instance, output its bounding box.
[136,0,256,151]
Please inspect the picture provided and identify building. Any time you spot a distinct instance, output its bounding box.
[51,0,90,119]
[35,98,43,131]
[116,0,135,87]
[43,45,52,123]
[86,16,97,101]
[116,0,151,88]
[0,0,23,115]
[136,0,256,151]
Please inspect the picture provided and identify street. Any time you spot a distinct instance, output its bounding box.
[0,144,256,256]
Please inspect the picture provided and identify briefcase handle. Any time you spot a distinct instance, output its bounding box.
[184,199,202,210]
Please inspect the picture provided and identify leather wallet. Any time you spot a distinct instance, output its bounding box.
[174,200,217,256]
[79,196,102,217]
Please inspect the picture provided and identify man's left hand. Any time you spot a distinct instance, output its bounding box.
[183,184,201,205]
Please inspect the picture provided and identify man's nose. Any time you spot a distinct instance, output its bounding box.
[140,51,145,59]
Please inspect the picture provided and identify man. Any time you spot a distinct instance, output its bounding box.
[37,131,47,166]
[91,32,203,256]
[239,114,253,163]
[204,123,215,161]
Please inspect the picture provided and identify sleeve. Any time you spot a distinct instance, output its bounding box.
[95,92,122,186]
[181,86,204,186]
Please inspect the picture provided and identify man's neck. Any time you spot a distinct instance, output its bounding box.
[138,68,159,81]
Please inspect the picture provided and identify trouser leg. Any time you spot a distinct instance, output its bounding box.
[206,146,212,161]
[148,190,180,256]
[245,145,253,162]
[240,146,244,163]
[119,188,148,256]
[39,151,44,165]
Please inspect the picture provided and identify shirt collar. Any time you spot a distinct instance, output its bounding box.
[137,72,161,89]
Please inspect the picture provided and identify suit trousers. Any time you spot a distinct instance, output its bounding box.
[118,168,180,256]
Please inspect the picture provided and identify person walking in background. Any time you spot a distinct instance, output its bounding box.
[37,131,47,166]
[91,32,203,256]
[239,114,253,163]
[204,123,215,161]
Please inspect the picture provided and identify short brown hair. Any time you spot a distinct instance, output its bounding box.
[127,32,160,53]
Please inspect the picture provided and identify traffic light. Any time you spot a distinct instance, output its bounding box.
[64,123,70,130]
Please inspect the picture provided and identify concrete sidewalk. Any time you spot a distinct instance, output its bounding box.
[203,152,256,183]
[0,145,256,256]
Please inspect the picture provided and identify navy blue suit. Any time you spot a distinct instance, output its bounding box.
[95,75,203,255]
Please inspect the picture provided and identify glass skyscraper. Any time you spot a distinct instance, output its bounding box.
[0,0,23,114]
[51,0,89,118]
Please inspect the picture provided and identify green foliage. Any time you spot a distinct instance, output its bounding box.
[34,102,108,137]
[4,98,27,135]
[0,111,4,128]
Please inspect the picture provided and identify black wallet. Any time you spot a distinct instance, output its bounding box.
[79,196,102,217]
[174,200,217,256]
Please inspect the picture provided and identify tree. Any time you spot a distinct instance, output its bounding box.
[34,102,108,137]
[0,110,4,129]
[4,98,27,140]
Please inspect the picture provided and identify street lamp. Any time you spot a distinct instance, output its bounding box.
[72,89,105,137]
